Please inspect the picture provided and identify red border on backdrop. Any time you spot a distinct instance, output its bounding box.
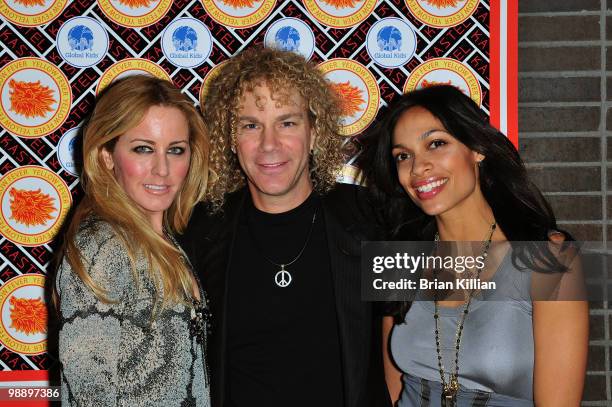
[0,370,48,381]
[489,1,500,134]
[0,370,49,407]
[489,1,518,148]
[507,0,518,148]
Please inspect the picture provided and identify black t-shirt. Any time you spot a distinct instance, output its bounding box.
[226,193,344,406]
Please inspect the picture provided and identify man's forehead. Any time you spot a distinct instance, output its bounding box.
[240,82,306,108]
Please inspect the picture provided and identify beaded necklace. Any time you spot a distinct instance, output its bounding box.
[433,222,496,406]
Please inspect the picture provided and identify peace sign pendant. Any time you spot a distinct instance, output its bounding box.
[274,265,292,288]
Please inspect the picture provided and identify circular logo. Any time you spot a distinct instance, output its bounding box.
[97,0,172,28]
[318,59,380,136]
[0,58,72,138]
[0,274,47,355]
[57,126,81,176]
[0,0,67,27]
[264,17,315,60]
[57,17,109,68]
[161,18,213,69]
[366,17,417,69]
[274,269,292,288]
[199,60,228,107]
[303,0,377,29]
[405,0,479,28]
[404,58,482,106]
[201,0,276,29]
[0,166,72,246]
[96,58,172,95]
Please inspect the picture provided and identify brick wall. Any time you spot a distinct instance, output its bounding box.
[518,0,608,404]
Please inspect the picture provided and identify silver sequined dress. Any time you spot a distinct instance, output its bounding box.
[56,219,210,406]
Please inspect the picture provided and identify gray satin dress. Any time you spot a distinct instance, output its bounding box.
[391,253,534,406]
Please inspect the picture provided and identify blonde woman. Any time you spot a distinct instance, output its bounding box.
[55,75,210,406]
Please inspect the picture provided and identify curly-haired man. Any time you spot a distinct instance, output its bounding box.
[181,48,390,407]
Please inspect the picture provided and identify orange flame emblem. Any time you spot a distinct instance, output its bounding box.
[218,0,260,8]
[8,79,56,119]
[114,0,158,7]
[319,0,363,8]
[421,79,453,88]
[9,188,57,227]
[331,81,365,117]
[12,0,46,6]
[9,296,48,336]
[422,0,462,8]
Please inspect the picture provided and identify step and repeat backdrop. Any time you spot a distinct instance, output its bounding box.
[0,0,516,396]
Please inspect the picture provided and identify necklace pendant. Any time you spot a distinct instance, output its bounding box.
[441,378,458,407]
[274,265,292,288]
[441,388,457,407]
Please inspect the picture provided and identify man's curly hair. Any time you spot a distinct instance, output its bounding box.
[201,47,344,211]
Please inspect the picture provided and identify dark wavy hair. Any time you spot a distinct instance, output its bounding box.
[361,85,562,241]
[359,85,570,321]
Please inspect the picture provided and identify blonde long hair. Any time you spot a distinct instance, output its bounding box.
[61,75,209,307]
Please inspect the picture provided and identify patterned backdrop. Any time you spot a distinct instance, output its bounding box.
[0,0,516,394]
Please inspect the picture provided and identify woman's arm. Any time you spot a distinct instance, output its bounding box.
[533,236,588,406]
[383,316,402,404]
[533,300,588,406]
[57,235,130,406]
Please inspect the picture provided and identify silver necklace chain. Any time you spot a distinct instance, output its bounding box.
[247,208,317,288]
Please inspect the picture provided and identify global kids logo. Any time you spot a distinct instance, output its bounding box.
[57,126,81,176]
[303,0,377,29]
[97,0,172,28]
[96,58,172,95]
[161,18,213,69]
[0,58,72,138]
[0,166,72,246]
[405,0,480,28]
[404,58,482,106]
[57,17,109,68]
[0,0,67,27]
[0,274,47,355]
[318,59,380,136]
[201,0,276,29]
[264,18,315,60]
[366,18,417,69]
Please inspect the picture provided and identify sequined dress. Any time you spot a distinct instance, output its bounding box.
[56,219,210,406]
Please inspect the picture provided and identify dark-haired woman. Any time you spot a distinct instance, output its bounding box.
[361,85,588,406]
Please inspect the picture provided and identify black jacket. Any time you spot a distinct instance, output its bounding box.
[179,184,391,407]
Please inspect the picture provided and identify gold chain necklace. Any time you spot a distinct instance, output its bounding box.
[433,222,496,406]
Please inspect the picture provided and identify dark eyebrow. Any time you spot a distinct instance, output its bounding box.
[129,139,187,145]
[418,129,448,141]
[392,128,450,149]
